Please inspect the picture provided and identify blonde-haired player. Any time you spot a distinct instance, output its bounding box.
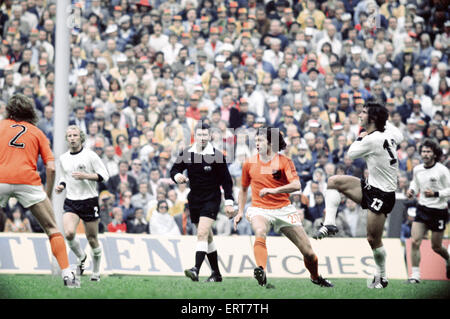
[55,125,109,281]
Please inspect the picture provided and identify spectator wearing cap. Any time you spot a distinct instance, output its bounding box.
[304,90,324,114]
[204,26,223,59]
[264,95,283,127]
[344,45,370,74]
[407,99,431,125]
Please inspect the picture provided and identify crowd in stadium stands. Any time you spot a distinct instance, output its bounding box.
[0,0,448,239]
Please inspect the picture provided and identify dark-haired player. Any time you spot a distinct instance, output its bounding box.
[234,126,333,288]
[0,94,79,287]
[170,122,235,282]
[314,102,403,289]
[406,139,450,283]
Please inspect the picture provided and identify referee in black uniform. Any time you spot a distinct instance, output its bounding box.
[170,122,235,282]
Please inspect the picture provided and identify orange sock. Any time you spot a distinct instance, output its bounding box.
[304,254,319,280]
[254,237,268,269]
[49,233,69,270]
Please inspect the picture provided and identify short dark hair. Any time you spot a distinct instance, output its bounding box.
[194,122,211,132]
[256,126,287,151]
[419,139,443,162]
[6,93,38,124]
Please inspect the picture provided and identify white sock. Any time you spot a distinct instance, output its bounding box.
[67,238,85,260]
[373,246,386,278]
[92,246,102,274]
[61,267,73,279]
[196,241,208,253]
[323,189,341,226]
[411,266,420,280]
[207,241,217,254]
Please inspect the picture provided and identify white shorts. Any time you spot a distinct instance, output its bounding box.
[246,204,303,233]
[0,183,47,208]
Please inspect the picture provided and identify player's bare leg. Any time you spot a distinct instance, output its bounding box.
[84,219,102,281]
[29,198,79,287]
[314,175,362,239]
[185,216,215,281]
[367,210,388,288]
[430,230,450,279]
[63,212,87,276]
[281,226,333,287]
[249,215,272,287]
[408,222,427,283]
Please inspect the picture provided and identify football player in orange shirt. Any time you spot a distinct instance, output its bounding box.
[0,94,79,288]
[233,126,333,288]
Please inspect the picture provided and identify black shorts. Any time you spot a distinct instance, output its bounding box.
[63,197,100,222]
[414,204,449,232]
[187,201,220,224]
[360,179,395,216]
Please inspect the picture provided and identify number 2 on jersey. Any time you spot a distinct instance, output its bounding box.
[9,124,27,148]
[383,139,396,165]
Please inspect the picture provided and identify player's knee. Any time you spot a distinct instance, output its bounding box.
[86,236,98,248]
[431,243,442,253]
[366,235,379,249]
[411,237,421,249]
[327,176,339,190]
[65,231,76,241]
[253,226,267,237]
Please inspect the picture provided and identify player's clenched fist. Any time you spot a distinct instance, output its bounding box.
[174,173,189,184]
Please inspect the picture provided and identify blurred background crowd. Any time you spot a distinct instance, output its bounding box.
[0,0,448,243]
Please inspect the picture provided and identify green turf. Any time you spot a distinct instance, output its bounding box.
[0,274,449,299]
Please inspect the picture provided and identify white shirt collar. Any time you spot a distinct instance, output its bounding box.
[188,142,214,155]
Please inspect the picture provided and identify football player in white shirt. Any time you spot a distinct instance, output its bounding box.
[406,139,450,283]
[314,102,404,289]
[55,125,109,282]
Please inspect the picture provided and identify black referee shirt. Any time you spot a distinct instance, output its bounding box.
[170,143,234,207]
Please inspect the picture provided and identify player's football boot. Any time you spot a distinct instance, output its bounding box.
[77,253,87,276]
[368,275,388,289]
[205,272,222,282]
[253,266,275,289]
[313,224,339,239]
[64,272,81,288]
[184,267,199,282]
[254,266,267,286]
[311,275,334,287]
[90,273,101,282]
[405,278,420,284]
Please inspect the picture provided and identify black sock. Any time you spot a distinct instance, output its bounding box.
[195,251,207,270]
[207,250,220,274]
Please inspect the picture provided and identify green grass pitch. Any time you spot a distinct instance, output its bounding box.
[0,274,449,299]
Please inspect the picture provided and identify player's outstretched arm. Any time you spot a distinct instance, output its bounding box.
[259,179,301,197]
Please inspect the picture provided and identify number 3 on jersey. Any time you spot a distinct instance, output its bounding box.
[9,124,27,148]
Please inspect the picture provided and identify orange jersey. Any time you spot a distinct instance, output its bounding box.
[242,153,299,209]
[0,119,54,186]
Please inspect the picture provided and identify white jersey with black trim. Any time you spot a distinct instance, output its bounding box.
[58,147,109,200]
[409,162,450,209]
[347,122,403,192]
